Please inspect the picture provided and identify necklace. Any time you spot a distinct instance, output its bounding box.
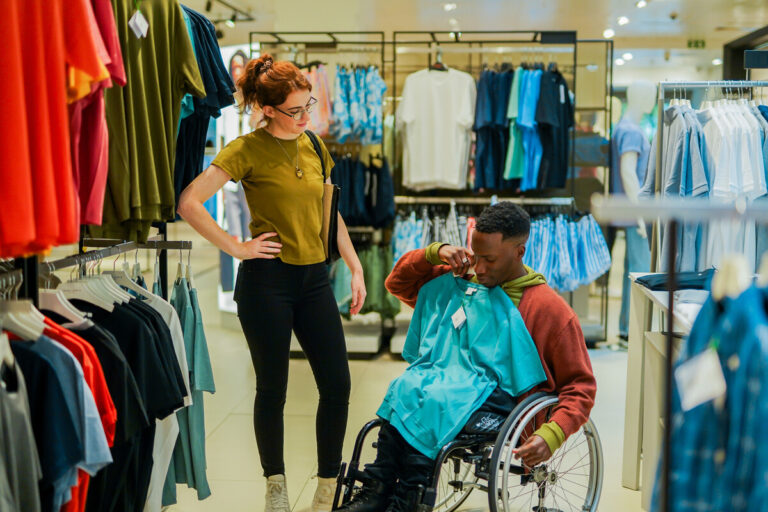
[267,130,303,179]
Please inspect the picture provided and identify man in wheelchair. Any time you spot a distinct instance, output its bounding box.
[337,202,597,512]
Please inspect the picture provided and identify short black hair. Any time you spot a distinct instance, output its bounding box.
[475,202,530,239]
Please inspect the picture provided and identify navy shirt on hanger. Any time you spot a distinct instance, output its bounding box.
[536,70,574,189]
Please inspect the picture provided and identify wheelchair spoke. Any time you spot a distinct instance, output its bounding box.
[557,475,590,489]
[557,450,590,476]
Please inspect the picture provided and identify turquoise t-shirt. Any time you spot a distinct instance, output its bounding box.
[377,274,546,458]
[164,279,215,504]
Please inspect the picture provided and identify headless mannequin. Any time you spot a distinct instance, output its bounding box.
[620,80,656,237]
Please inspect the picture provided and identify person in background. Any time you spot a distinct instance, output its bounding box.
[177,54,366,512]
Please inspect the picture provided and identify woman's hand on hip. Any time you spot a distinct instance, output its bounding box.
[349,270,367,316]
[237,232,282,260]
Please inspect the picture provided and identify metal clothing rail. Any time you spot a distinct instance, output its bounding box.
[45,240,194,272]
[395,46,575,55]
[394,195,575,206]
[591,194,768,512]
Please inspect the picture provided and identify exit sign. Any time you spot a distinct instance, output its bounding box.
[687,39,706,49]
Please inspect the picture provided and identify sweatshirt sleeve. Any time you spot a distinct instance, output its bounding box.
[385,248,451,309]
[544,316,597,439]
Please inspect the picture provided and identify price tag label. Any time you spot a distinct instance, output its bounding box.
[451,307,467,330]
[129,10,149,38]
[674,348,727,412]
[560,84,566,104]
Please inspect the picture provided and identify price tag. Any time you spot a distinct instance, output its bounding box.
[674,348,727,412]
[129,9,149,38]
[451,307,467,330]
[559,84,566,104]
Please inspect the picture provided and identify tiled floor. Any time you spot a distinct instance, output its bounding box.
[151,226,644,512]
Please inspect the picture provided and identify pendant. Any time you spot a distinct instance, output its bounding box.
[295,167,304,179]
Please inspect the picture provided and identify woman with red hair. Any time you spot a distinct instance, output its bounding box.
[177,54,366,512]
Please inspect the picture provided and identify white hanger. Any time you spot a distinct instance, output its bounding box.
[712,254,751,300]
[185,248,194,289]
[103,268,156,301]
[38,262,90,324]
[175,249,185,283]
[131,248,142,281]
[60,257,116,312]
[0,273,46,341]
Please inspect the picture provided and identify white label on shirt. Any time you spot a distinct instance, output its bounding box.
[129,10,149,39]
[452,307,467,330]
[559,84,566,104]
[674,348,727,412]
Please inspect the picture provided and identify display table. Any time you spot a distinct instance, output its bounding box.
[622,273,698,509]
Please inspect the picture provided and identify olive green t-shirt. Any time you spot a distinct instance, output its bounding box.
[213,129,334,265]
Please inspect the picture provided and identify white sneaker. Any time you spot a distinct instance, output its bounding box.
[311,477,337,512]
[265,474,290,512]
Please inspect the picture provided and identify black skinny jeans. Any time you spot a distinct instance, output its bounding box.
[234,258,351,478]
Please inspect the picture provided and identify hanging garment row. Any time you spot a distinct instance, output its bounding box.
[330,65,387,145]
[397,63,574,193]
[330,153,395,228]
[640,99,768,274]
[391,204,610,292]
[651,264,768,512]
[0,0,234,253]
[330,240,401,320]
[0,251,214,512]
[92,1,234,242]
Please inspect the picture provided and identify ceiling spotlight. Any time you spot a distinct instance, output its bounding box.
[205,0,213,12]
[622,52,634,60]
[618,16,630,25]
[603,28,615,38]
[712,58,723,66]
[443,3,457,11]
[450,32,456,39]
[226,11,236,28]
[615,58,626,66]
[636,0,647,8]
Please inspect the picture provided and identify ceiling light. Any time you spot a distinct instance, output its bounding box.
[712,58,723,66]
[618,16,630,25]
[622,52,634,60]
[603,28,615,38]
[615,58,626,66]
[226,12,236,27]
[450,32,456,39]
[636,0,647,7]
[443,3,457,11]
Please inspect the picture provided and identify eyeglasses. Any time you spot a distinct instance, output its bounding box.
[275,97,317,121]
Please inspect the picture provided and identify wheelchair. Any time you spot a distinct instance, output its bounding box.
[333,393,604,512]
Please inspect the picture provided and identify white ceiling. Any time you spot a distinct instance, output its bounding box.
[183,0,768,83]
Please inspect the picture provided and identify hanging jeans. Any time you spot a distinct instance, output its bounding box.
[234,258,351,478]
[619,227,652,337]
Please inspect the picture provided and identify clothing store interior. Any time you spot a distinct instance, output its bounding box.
[5,1,768,512]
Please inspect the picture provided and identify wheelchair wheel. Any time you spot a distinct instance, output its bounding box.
[432,454,477,512]
[489,394,603,512]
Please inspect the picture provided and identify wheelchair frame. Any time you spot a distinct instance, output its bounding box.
[333,392,604,512]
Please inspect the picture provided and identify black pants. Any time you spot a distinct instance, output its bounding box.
[234,258,351,478]
[363,387,516,507]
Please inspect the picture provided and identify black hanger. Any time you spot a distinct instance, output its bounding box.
[548,61,558,72]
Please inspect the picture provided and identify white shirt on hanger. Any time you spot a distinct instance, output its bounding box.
[397,68,476,191]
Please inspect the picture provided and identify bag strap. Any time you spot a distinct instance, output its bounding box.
[304,130,326,180]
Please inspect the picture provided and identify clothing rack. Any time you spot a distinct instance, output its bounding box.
[650,80,768,270]
[248,31,386,78]
[591,193,768,512]
[394,195,574,206]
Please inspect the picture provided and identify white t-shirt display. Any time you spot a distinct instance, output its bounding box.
[397,68,476,191]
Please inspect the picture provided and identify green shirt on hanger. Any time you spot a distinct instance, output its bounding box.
[93,0,205,242]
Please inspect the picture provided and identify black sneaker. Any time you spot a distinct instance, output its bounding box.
[336,479,390,512]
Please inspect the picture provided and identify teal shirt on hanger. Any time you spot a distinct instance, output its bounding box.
[377,273,546,458]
